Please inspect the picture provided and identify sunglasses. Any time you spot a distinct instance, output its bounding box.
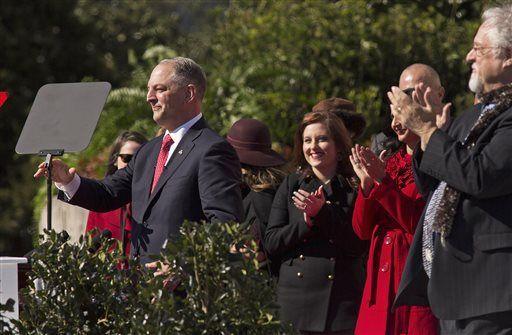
[402,87,414,96]
[118,153,134,163]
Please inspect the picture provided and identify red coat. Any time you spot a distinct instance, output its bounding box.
[85,205,131,256]
[353,148,438,335]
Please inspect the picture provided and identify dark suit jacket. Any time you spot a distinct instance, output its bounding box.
[395,104,512,320]
[244,189,275,244]
[60,118,243,264]
[265,173,367,332]
[243,188,280,275]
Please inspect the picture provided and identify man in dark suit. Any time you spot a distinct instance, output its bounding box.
[35,57,244,264]
[389,3,512,333]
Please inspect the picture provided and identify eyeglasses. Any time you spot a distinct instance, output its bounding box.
[471,45,501,57]
[117,153,134,163]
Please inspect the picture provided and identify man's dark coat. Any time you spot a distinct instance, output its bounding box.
[60,118,243,264]
[395,103,512,320]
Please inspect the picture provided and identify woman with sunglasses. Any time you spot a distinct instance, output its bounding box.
[350,109,438,335]
[85,130,148,256]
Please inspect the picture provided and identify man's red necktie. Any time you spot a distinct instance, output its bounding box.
[151,134,173,193]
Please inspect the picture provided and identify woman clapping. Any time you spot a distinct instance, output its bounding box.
[350,109,438,335]
[265,111,367,335]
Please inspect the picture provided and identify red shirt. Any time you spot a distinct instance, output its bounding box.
[353,148,438,335]
[85,205,131,256]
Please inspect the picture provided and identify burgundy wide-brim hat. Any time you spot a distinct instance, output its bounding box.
[227,118,286,167]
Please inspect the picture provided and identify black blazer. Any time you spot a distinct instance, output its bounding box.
[395,104,512,320]
[243,188,276,244]
[60,118,244,264]
[265,172,367,332]
[243,188,279,275]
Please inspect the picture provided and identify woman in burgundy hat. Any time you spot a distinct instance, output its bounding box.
[265,111,367,334]
[227,118,288,275]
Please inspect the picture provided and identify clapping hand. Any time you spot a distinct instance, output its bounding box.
[435,102,452,131]
[292,185,325,218]
[350,145,370,184]
[410,83,452,130]
[387,83,451,149]
[349,144,387,195]
[387,83,437,136]
[357,145,387,183]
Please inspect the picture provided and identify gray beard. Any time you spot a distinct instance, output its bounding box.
[469,72,484,94]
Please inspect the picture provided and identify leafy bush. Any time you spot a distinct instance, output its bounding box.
[6,222,284,334]
[0,298,15,333]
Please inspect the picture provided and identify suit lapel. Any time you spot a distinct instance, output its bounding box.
[146,118,206,206]
[147,139,195,204]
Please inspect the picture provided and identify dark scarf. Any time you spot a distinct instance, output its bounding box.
[433,84,512,239]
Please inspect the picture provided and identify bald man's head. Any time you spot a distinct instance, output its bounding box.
[399,63,445,100]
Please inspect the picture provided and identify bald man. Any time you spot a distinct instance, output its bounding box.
[399,63,443,92]
[371,64,451,154]
[399,63,451,130]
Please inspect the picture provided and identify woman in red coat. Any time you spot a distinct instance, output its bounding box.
[349,111,438,335]
[85,131,147,256]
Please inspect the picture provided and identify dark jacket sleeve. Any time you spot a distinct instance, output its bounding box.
[264,175,311,256]
[198,140,243,223]
[412,145,439,198]
[58,157,134,212]
[247,190,275,242]
[420,114,512,199]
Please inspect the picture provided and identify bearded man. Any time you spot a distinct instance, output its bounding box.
[392,3,512,334]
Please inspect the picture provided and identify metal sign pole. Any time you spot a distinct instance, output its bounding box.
[39,150,64,231]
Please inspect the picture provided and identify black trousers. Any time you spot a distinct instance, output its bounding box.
[440,311,512,335]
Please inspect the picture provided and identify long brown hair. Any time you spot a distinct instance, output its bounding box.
[293,111,354,179]
[241,163,289,192]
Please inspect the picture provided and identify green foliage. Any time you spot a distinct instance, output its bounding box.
[159,221,283,334]
[12,230,144,334]
[10,222,283,334]
[0,298,16,333]
[204,0,482,144]
[73,0,224,86]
